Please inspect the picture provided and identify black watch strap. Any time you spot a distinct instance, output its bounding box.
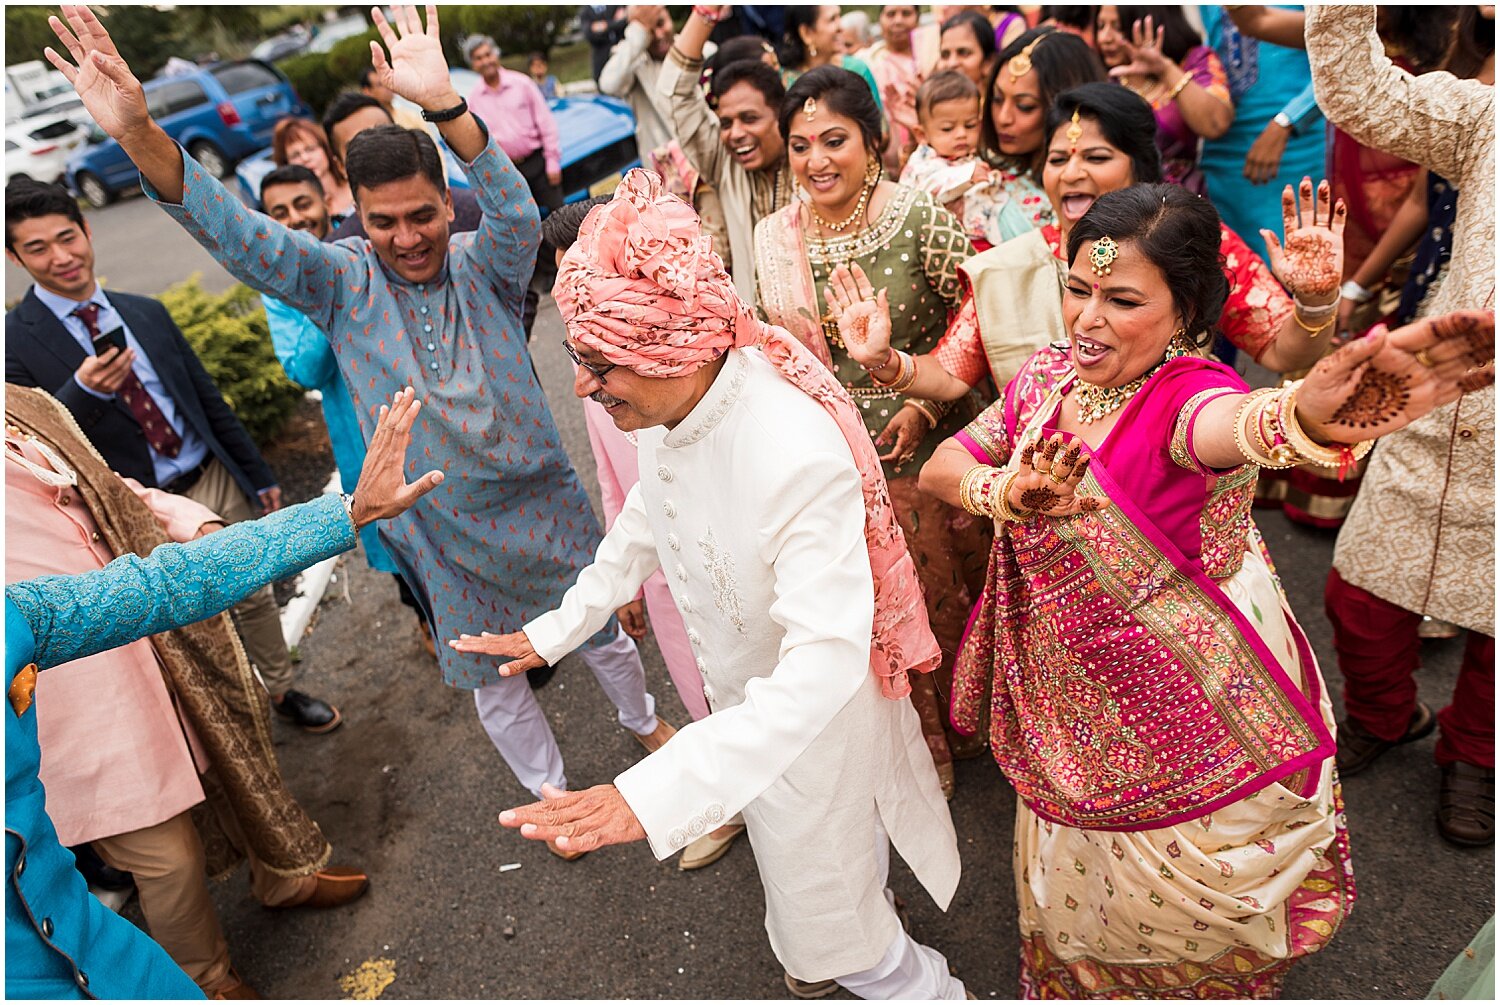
[421,97,469,123]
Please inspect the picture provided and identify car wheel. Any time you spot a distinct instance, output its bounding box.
[188,141,230,179]
[76,172,112,209]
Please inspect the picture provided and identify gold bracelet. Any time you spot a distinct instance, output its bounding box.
[871,349,915,392]
[1293,309,1335,337]
[1166,70,1194,102]
[906,398,943,430]
[1281,383,1374,469]
[958,465,992,516]
[990,469,1031,523]
[1232,388,1286,468]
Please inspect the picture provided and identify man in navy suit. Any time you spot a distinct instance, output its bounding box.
[4,179,340,733]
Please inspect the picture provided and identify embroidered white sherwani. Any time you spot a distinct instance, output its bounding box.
[525,348,961,980]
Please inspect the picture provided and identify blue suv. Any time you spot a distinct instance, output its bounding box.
[66,60,311,208]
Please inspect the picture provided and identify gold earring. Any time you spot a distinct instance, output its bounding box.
[865,156,881,186]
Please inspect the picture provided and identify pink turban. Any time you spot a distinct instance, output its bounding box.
[554,170,940,699]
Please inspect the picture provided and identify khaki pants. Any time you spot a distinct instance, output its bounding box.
[179,458,295,696]
[92,810,312,991]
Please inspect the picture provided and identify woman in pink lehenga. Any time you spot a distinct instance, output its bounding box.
[832,183,1494,998]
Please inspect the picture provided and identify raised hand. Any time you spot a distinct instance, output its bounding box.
[1262,177,1346,305]
[448,627,548,677]
[1007,432,1109,518]
[349,387,445,527]
[499,783,647,853]
[1297,310,1495,445]
[824,263,892,369]
[1107,14,1174,80]
[369,5,458,112]
[44,5,150,141]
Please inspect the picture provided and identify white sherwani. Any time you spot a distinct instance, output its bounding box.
[525,348,961,980]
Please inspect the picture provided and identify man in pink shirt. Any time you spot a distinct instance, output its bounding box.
[463,33,563,210]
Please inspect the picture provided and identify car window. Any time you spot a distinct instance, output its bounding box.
[148,80,209,118]
[212,63,281,95]
[28,120,77,141]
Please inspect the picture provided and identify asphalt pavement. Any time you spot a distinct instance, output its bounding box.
[22,196,1495,1000]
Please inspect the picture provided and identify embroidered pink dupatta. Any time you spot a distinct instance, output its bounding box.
[951,348,1334,831]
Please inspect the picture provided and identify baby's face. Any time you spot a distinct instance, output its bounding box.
[920,96,983,160]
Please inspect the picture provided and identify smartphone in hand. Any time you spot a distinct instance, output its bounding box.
[91,326,127,354]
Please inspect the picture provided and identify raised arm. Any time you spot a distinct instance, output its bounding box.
[659,9,729,183]
[1306,3,1493,182]
[598,14,652,99]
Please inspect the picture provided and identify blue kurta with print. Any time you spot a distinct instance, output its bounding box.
[147,139,612,688]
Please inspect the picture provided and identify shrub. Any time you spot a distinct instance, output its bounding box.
[158,275,304,446]
[277,50,346,119]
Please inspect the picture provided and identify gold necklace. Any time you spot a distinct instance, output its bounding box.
[810,179,875,233]
[1072,336,1192,423]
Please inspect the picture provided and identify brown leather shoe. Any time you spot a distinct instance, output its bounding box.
[272,866,370,910]
[417,618,437,659]
[207,967,261,999]
[634,717,677,754]
[1438,761,1495,847]
[1335,701,1435,777]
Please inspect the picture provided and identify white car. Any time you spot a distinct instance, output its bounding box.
[5,113,89,186]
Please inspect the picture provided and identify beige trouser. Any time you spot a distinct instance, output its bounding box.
[179,458,295,696]
[92,809,312,991]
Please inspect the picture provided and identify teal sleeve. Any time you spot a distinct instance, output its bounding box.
[7,494,355,670]
[1282,79,1324,135]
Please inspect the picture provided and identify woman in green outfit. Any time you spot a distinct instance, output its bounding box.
[754,66,990,797]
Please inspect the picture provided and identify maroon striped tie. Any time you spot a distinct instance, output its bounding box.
[73,303,184,459]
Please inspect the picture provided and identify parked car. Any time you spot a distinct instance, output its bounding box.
[65,59,312,208]
[233,68,640,215]
[6,112,89,185]
[18,91,92,133]
[251,30,310,64]
[307,15,370,54]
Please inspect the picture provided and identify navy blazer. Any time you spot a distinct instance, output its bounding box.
[5,287,276,500]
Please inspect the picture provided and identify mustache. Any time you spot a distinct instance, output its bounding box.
[590,391,626,407]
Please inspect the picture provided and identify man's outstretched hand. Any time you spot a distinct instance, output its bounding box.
[369,5,461,113]
[448,628,548,677]
[45,5,150,141]
[499,783,647,853]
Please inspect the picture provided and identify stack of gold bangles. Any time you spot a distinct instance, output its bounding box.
[869,349,918,394]
[958,465,1031,523]
[1233,379,1373,479]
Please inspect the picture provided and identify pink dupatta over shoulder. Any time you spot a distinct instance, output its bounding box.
[951,347,1334,831]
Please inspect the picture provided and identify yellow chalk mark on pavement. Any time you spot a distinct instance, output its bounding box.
[339,957,397,1000]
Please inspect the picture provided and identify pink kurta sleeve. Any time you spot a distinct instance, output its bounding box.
[124,477,224,543]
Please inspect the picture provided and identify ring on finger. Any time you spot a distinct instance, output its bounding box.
[1416,349,1436,367]
[1047,470,1069,485]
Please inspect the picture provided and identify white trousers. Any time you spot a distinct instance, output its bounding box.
[834,821,967,1000]
[473,625,657,796]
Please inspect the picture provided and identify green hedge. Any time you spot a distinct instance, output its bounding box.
[159,276,303,446]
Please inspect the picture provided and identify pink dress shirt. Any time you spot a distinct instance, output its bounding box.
[468,68,562,176]
[5,432,222,845]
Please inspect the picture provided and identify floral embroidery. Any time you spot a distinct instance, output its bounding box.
[1200,466,1257,580]
[698,527,747,634]
[666,802,727,849]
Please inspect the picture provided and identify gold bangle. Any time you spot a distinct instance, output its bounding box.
[906,398,943,430]
[1166,70,1194,102]
[872,349,917,393]
[1293,308,1335,337]
[958,465,991,516]
[991,469,1031,523]
[1281,383,1374,468]
[1232,388,1285,468]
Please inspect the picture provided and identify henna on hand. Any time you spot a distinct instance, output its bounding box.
[1282,232,1340,297]
[1019,486,1063,512]
[1041,437,1063,461]
[1018,441,1037,467]
[1459,364,1496,393]
[1059,444,1082,468]
[1431,311,1497,361]
[1080,496,1106,512]
[1073,455,1091,480]
[1330,367,1412,429]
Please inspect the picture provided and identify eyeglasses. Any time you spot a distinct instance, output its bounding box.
[562,339,618,385]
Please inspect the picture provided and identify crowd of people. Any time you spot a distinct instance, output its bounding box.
[3,2,1495,1001]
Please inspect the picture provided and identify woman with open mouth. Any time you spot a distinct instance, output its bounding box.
[754,66,992,801]
[834,82,1348,404]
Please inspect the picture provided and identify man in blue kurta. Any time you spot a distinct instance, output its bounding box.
[41,4,673,812]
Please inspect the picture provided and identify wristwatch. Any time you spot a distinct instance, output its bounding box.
[421,97,469,123]
[1340,280,1376,304]
[1272,111,1294,131]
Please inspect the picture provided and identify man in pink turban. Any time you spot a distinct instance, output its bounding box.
[453,170,967,999]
